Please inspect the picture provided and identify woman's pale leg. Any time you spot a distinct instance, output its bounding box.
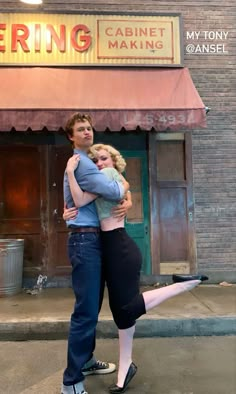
[143,280,200,311]
[117,325,135,387]
[114,280,200,390]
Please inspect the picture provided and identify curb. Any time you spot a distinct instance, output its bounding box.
[1,316,236,341]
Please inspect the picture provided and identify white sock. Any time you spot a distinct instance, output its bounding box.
[143,280,201,311]
[117,325,135,387]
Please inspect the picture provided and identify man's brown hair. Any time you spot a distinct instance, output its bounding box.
[65,113,93,143]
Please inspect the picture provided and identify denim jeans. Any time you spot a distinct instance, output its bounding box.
[63,232,102,386]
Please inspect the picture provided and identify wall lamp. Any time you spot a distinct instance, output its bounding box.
[20,0,43,4]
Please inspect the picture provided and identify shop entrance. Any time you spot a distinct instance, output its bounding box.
[0,131,196,281]
[48,146,151,277]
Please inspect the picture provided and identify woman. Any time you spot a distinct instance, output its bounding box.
[64,144,204,393]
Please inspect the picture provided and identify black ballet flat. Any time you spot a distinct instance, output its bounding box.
[172,274,209,283]
[109,362,137,393]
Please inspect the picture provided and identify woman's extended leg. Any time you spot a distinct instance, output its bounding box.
[143,279,200,311]
[112,280,200,390]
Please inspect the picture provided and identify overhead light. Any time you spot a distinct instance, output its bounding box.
[20,0,43,4]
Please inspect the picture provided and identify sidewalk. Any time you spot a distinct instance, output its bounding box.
[0,284,235,341]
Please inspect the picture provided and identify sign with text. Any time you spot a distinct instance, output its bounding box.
[0,13,182,66]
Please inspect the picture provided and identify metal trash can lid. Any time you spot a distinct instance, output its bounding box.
[0,239,24,244]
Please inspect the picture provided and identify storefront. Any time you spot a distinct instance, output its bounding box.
[0,5,234,285]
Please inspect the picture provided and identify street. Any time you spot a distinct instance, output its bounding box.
[0,336,236,394]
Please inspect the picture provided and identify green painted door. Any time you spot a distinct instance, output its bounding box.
[121,151,151,274]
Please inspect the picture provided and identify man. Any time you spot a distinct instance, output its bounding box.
[62,113,130,394]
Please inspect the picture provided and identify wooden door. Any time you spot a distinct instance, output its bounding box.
[0,146,47,279]
[48,146,72,276]
[149,133,196,275]
[122,151,151,274]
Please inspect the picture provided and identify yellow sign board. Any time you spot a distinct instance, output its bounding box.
[0,13,182,66]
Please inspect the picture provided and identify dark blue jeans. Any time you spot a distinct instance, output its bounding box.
[63,232,102,386]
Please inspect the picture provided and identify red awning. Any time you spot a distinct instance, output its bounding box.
[0,67,206,132]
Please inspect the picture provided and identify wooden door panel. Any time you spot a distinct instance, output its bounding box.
[159,188,188,261]
[0,146,45,277]
[48,146,72,275]
[125,157,143,223]
[3,152,40,218]
[157,141,185,181]
[23,235,43,269]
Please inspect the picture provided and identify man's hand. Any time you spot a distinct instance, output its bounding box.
[66,154,80,174]
[112,197,132,220]
[63,206,78,221]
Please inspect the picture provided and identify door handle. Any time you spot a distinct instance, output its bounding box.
[53,209,58,216]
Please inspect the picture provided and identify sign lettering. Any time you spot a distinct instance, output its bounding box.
[0,13,182,66]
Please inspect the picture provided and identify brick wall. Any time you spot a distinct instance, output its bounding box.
[1,1,236,276]
[183,5,236,275]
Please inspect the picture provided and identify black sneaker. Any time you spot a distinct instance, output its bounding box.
[82,360,116,376]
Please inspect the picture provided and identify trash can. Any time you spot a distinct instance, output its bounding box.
[0,239,24,297]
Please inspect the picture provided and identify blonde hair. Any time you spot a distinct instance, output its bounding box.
[88,144,126,173]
